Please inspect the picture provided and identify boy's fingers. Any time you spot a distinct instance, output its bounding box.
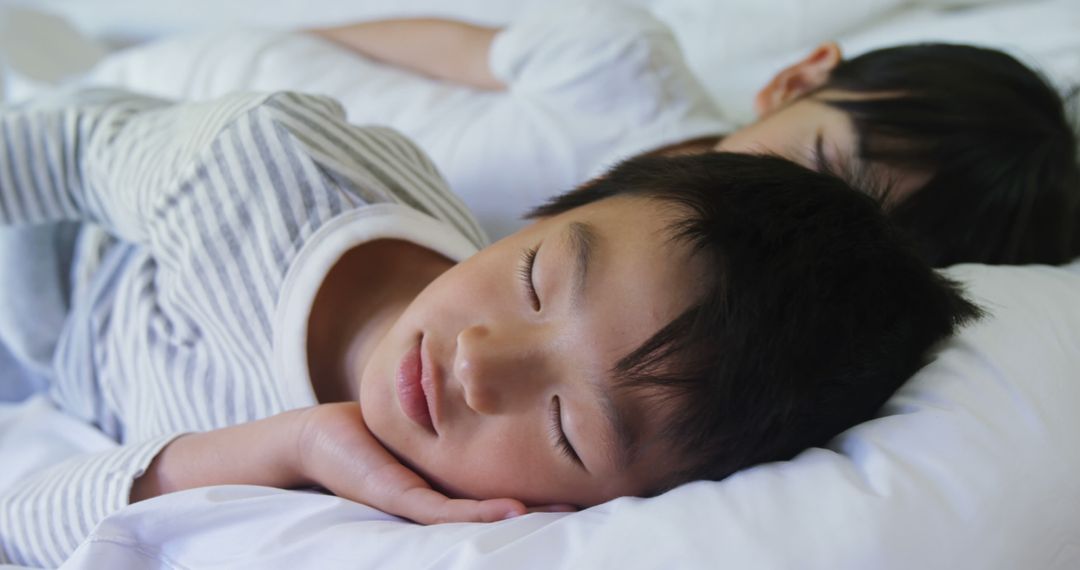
[353,453,530,524]
[391,486,526,524]
[525,504,578,513]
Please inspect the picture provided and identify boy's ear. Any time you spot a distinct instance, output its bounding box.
[754,42,843,117]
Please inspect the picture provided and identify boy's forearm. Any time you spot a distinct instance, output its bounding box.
[0,90,139,228]
[310,19,505,91]
[130,408,311,502]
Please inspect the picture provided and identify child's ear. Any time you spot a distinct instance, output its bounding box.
[753,42,843,117]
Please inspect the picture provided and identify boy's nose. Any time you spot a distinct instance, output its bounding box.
[453,323,548,415]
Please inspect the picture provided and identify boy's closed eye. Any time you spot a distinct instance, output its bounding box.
[550,395,584,467]
[519,241,586,468]
[519,245,541,311]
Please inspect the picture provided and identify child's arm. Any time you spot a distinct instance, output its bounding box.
[0,89,269,244]
[0,89,159,232]
[309,19,505,91]
[130,403,562,524]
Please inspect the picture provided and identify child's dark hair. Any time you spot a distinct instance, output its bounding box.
[529,152,982,491]
[819,43,1080,266]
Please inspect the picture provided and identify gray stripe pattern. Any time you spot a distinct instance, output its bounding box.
[0,88,486,567]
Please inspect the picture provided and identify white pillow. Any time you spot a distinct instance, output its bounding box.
[60,261,1080,570]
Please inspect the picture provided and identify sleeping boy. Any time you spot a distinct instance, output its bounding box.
[0,88,979,567]
[312,4,1080,266]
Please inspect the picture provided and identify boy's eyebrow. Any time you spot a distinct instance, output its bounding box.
[565,221,597,309]
[594,378,638,473]
[813,130,829,173]
[562,220,638,471]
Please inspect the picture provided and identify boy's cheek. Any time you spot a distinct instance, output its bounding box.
[427,445,587,505]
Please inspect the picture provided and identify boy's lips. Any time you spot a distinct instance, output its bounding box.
[395,336,439,435]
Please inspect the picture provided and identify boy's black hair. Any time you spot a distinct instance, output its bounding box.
[529,152,982,491]
[817,43,1080,266]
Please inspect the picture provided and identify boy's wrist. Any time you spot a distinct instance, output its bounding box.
[130,433,194,502]
[288,403,365,489]
[129,409,314,503]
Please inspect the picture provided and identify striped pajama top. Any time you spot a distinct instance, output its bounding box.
[0,88,487,567]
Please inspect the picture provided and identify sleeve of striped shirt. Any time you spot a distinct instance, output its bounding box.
[0,87,485,246]
[0,88,275,241]
[0,434,180,567]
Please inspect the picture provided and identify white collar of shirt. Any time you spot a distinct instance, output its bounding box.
[273,203,481,409]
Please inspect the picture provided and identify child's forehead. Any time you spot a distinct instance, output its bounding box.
[548,195,692,250]
[570,196,708,289]
[550,200,708,383]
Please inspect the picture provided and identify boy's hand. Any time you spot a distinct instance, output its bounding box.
[132,403,574,524]
[295,402,539,524]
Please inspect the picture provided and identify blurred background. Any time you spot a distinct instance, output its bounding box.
[1,0,1077,124]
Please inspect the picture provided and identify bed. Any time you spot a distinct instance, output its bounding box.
[1,0,1079,568]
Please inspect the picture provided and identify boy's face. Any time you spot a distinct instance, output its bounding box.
[356,196,704,507]
[714,44,928,203]
[717,88,859,175]
[719,90,930,205]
